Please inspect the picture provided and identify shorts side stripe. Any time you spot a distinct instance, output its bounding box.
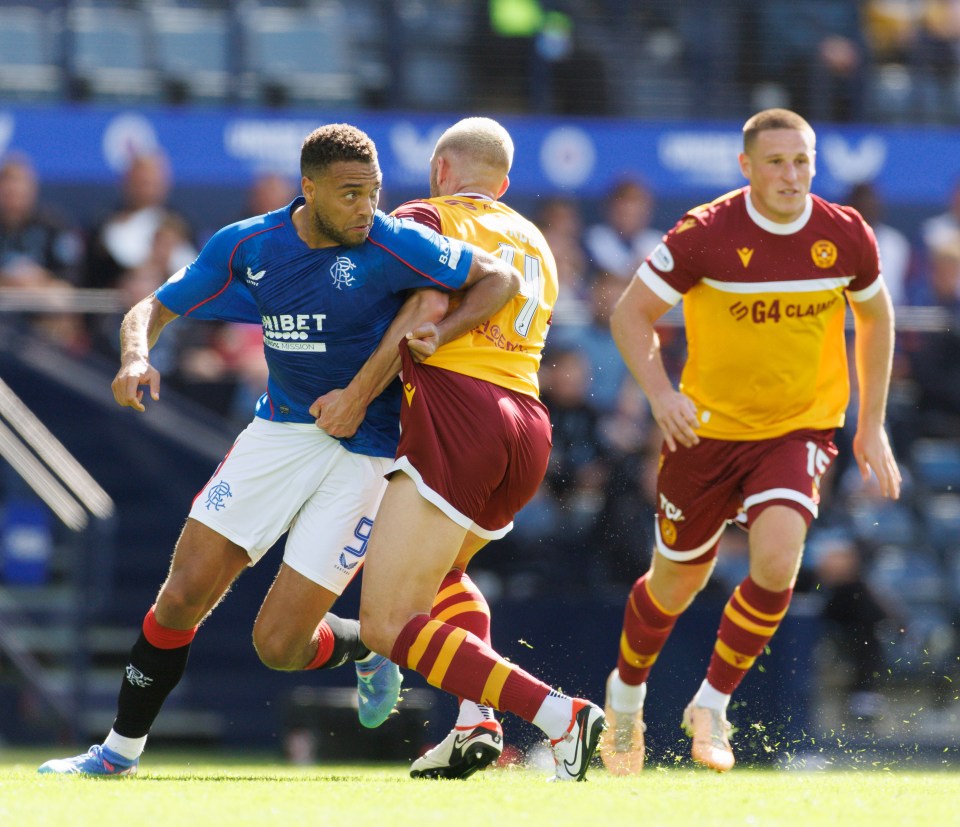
[655,519,728,562]
[743,487,817,518]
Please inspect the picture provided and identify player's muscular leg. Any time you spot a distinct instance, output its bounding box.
[647,550,715,613]
[252,564,339,669]
[360,474,468,655]
[747,505,807,591]
[153,518,250,629]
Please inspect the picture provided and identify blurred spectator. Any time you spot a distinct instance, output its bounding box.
[0,152,88,352]
[539,345,610,588]
[909,0,960,119]
[243,171,298,217]
[920,176,960,253]
[590,443,658,587]
[85,151,197,289]
[583,178,664,281]
[91,213,197,374]
[845,181,914,305]
[535,196,591,324]
[806,529,904,721]
[475,0,543,112]
[757,0,869,122]
[903,229,960,438]
[551,269,631,414]
[0,153,84,287]
[910,226,960,307]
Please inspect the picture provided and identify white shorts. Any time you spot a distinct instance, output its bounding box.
[188,417,391,595]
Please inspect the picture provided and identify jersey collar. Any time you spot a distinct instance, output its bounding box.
[743,187,813,235]
[453,191,494,201]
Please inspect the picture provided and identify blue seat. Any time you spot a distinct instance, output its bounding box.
[238,3,358,107]
[848,498,919,548]
[395,0,471,111]
[0,6,62,101]
[148,6,231,103]
[62,5,160,102]
[911,438,960,492]
[922,493,960,553]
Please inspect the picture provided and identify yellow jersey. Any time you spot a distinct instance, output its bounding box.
[638,188,883,440]
[393,196,559,398]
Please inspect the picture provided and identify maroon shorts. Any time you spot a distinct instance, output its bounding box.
[390,344,552,539]
[655,428,837,564]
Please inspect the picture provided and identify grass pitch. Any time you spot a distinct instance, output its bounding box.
[1,749,955,827]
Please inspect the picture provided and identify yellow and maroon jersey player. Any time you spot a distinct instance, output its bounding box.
[639,187,882,441]
[393,196,559,398]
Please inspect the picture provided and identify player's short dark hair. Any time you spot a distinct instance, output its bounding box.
[742,109,815,153]
[300,123,378,178]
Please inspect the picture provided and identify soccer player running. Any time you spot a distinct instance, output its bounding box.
[600,108,902,774]
[38,124,523,776]
[320,117,605,782]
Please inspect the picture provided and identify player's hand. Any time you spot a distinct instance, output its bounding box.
[112,358,160,412]
[311,388,365,438]
[650,389,700,452]
[406,322,440,363]
[853,426,902,500]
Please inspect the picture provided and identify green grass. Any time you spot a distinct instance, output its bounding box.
[1,749,956,827]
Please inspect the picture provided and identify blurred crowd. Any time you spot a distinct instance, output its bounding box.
[4,2,960,124]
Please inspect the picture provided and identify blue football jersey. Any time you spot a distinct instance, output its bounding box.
[155,199,474,457]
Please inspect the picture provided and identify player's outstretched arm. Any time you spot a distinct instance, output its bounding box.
[111,294,179,412]
[427,247,521,352]
[311,289,448,437]
[610,277,699,452]
[850,287,902,499]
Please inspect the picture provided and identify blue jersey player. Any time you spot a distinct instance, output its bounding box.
[39,123,522,776]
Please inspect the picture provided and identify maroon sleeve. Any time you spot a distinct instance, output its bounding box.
[392,200,443,234]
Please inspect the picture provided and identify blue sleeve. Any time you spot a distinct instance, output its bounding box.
[155,225,260,323]
[369,212,475,294]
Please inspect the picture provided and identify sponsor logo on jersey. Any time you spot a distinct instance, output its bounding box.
[811,240,838,268]
[403,382,416,406]
[729,297,839,323]
[650,243,674,273]
[659,493,685,522]
[246,266,266,284]
[474,319,527,352]
[736,247,754,267]
[261,313,328,352]
[330,256,357,289]
[204,480,232,511]
[438,239,463,269]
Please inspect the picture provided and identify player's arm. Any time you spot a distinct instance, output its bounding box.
[111,294,180,412]
[849,285,901,499]
[311,289,448,437]
[610,276,699,451]
[407,247,521,360]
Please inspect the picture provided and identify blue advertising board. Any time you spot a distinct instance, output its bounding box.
[1,104,956,207]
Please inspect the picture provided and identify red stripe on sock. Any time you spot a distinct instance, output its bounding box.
[142,604,198,650]
[304,620,335,670]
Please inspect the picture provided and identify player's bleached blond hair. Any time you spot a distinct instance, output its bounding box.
[742,108,815,153]
[433,117,514,175]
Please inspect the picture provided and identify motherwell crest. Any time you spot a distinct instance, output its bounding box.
[810,240,838,269]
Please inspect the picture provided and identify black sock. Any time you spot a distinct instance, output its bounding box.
[314,613,370,670]
[112,631,192,738]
